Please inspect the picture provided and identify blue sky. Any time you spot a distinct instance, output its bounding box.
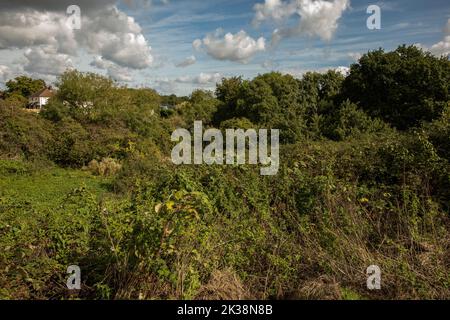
[0,0,449,95]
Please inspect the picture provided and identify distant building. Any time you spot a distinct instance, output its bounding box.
[28,86,54,109]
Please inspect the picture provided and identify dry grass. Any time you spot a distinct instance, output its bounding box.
[86,158,122,176]
[195,269,253,300]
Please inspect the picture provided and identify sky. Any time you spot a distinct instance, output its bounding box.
[0,0,449,96]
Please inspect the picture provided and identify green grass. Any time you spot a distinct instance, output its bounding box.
[0,159,111,211]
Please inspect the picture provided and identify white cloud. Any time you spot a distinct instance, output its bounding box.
[0,65,13,82]
[282,65,349,78]
[90,56,110,70]
[90,56,133,82]
[429,19,450,57]
[179,72,222,85]
[253,0,298,26]
[107,66,133,82]
[159,72,222,86]
[253,0,350,44]
[192,39,203,51]
[194,29,266,63]
[176,55,196,68]
[79,7,153,69]
[23,46,73,76]
[0,11,76,53]
[153,72,222,94]
[0,2,153,80]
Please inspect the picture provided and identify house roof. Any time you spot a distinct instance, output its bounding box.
[30,87,54,98]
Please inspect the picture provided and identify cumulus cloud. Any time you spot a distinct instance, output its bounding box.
[282,65,349,78]
[24,46,73,76]
[253,0,298,26]
[0,65,13,82]
[90,56,133,82]
[0,11,76,52]
[90,56,110,70]
[175,72,222,85]
[429,19,450,57]
[107,66,133,82]
[79,7,153,69]
[153,72,222,94]
[176,55,196,68]
[0,1,153,81]
[253,0,350,44]
[194,29,266,63]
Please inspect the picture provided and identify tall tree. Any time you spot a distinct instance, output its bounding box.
[341,45,450,129]
[6,76,46,98]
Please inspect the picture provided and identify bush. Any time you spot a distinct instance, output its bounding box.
[331,100,390,140]
[0,106,53,160]
[87,158,122,177]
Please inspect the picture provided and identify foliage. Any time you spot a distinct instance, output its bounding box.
[177,90,219,128]
[341,45,450,129]
[5,76,46,99]
[1,45,450,300]
[330,100,390,140]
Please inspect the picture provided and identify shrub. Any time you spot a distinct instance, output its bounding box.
[0,106,53,160]
[331,100,390,140]
[87,158,122,177]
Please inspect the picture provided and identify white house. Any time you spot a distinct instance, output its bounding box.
[28,87,54,109]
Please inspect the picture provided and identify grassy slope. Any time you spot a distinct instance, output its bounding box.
[0,160,110,211]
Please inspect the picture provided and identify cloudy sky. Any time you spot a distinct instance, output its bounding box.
[0,0,449,95]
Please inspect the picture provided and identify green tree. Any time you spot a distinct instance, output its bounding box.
[341,45,450,129]
[5,76,46,98]
[215,73,307,142]
[56,70,114,110]
[214,76,245,123]
[331,100,389,140]
[180,90,219,127]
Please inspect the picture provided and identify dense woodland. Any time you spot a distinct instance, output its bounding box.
[0,45,450,299]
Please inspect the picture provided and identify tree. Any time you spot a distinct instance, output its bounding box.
[5,76,46,99]
[341,45,450,130]
[56,70,114,109]
[214,76,245,124]
[185,90,218,125]
[214,72,310,143]
[331,100,389,140]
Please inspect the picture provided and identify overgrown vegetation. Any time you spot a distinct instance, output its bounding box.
[0,45,449,300]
